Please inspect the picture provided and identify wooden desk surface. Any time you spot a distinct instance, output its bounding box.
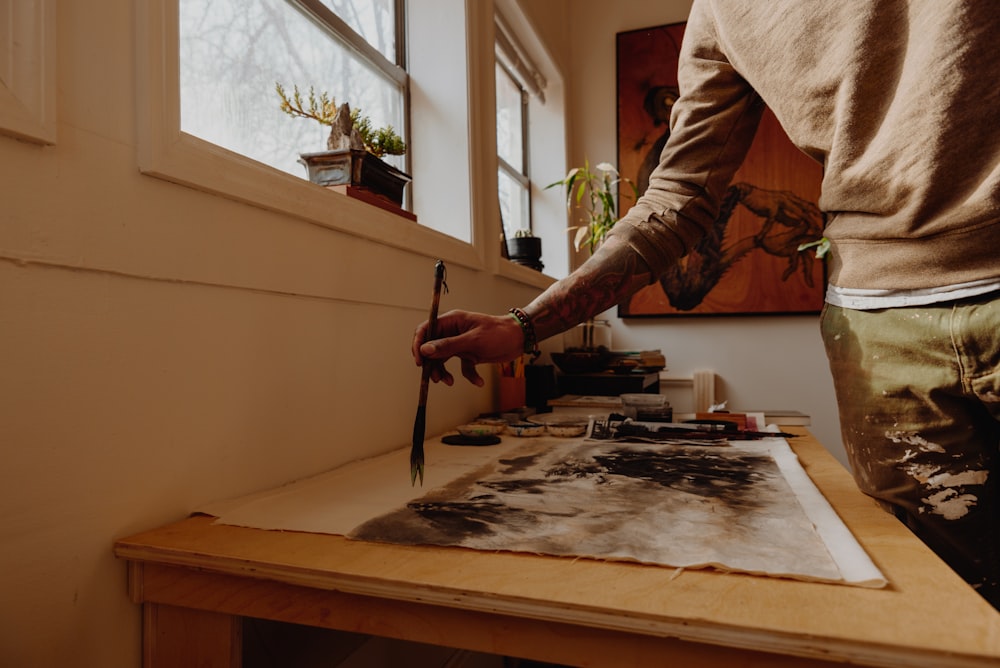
[115,429,1000,667]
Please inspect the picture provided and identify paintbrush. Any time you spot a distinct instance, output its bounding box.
[411,260,447,486]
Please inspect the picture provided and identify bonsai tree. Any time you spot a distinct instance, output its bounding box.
[275,83,406,158]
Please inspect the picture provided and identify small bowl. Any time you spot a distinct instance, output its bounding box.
[456,422,506,437]
[506,421,546,437]
[471,417,508,430]
[545,421,588,437]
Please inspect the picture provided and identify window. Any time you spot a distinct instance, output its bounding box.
[137,0,555,272]
[494,13,544,242]
[496,62,529,241]
[178,0,407,180]
[493,5,568,279]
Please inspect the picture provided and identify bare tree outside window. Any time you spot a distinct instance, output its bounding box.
[318,0,397,61]
[179,0,405,178]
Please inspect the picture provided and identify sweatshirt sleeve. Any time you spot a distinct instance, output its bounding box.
[607,0,766,281]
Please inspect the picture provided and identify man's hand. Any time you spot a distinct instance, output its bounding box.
[411,310,524,386]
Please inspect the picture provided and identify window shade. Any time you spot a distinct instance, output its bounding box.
[494,14,546,102]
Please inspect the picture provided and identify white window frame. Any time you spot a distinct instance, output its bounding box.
[0,0,57,145]
[135,0,562,288]
[494,0,568,281]
[496,60,531,238]
[136,0,480,268]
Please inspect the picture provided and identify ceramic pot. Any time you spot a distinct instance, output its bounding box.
[506,236,543,271]
[298,149,411,206]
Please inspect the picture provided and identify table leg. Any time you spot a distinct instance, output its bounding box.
[144,603,242,668]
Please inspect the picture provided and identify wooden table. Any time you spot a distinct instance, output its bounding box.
[114,429,1000,667]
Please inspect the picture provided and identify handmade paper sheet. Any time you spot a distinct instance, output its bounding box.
[200,437,886,588]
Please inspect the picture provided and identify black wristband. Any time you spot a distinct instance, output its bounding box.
[508,307,539,355]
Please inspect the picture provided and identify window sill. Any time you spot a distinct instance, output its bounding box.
[328,185,417,223]
[137,124,481,268]
[498,259,556,289]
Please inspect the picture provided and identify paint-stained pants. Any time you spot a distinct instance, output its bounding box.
[821,295,1000,610]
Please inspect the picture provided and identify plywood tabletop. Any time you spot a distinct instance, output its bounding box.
[114,429,1000,667]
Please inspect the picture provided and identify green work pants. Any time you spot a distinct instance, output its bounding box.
[821,295,1000,609]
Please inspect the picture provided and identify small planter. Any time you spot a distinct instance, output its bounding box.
[551,319,613,374]
[506,235,543,271]
[298,149,411,207]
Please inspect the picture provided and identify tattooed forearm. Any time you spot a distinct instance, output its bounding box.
[524,237,656,341]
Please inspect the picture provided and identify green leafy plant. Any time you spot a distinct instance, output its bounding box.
[546,159,639,255]
[275,83,406,158]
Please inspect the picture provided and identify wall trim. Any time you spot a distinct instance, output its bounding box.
[0,0,56,145]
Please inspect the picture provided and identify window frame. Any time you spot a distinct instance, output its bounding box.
[493,0,569,281]
[137,0,479,268]
[135,0,560,289]
[0,0,57,145]
[292,0,411,181]
[297,0,408,79]
[496,60,532,238]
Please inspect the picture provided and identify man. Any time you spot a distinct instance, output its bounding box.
[413,1,1000,608]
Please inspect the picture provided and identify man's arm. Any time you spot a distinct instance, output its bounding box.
[523,235,655,341]
[412,236,655,386]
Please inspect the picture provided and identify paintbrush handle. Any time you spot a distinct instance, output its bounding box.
[424,260,446,343]
[418,259,446,400]
[417,365,431,405]
[411,260,446,486]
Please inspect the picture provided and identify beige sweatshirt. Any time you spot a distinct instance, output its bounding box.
[609,0,1000,291]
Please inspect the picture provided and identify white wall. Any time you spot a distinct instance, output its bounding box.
[0,1,545,666]
[545,0,846,463]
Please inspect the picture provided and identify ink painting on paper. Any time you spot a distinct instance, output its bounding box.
[351,440,843,582]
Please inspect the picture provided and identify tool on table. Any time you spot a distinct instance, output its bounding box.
[591,415,798,444]
[680,419,798,439]
[411,259,447,486]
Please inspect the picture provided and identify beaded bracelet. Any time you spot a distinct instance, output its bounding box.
[508,307,539,355]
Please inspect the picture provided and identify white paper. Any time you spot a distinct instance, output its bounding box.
[199,436,886,588]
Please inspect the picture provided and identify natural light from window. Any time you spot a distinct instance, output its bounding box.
[496,63,529,241]
[317,0,397,61]
[178,0,405,180]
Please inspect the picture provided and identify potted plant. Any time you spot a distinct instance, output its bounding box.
[506,228,543,271]
[546,158,639,256]
[276,83,411,206]
[546,160,639,370]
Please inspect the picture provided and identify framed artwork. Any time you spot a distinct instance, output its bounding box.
[615,23,826,317]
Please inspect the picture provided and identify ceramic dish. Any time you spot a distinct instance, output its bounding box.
[545,422,588,437]
[455,422,506,437]
[505,421,546,437]
[470,417,508,430]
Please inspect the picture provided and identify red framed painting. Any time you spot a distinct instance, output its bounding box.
[615,23,826,318]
